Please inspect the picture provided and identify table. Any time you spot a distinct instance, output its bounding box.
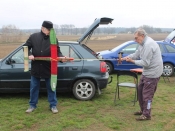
[130,68,143,73]
[130,68,143,101]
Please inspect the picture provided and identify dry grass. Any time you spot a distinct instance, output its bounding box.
[0,33,168,59]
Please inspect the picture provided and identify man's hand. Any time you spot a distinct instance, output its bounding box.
[126,57,135,63]
[117,57,128,61]
[117,57,135,63]
[29,55,34,60]
[60,56,74,62]
[61,56,68,62]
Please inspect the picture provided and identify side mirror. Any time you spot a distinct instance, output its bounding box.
[5,58,15,64]
[5,58,11,64]
[118,52,123,55]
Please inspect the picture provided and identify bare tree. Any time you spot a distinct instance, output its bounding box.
[53,24,59,35]
[60,24,65,35]
[1,25,22,43]
[139,25,154,34]
[69,24,75,35]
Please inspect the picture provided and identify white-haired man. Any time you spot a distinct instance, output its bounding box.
[121,28,163,121]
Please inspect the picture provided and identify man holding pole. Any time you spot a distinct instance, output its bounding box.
[24,20,64,114]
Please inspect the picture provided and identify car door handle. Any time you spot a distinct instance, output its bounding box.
[72,67,78,70]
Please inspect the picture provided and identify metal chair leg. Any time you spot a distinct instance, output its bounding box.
[117,85,120,100]
[114,85,118,104]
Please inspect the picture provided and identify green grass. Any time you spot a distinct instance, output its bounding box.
[0,74,175,131]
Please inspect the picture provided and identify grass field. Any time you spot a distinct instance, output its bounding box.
[1,33,175,131]
[0,74,175,131]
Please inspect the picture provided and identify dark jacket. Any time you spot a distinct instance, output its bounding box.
[24,31,63,78]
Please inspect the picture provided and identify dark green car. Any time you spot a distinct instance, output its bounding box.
[0,17,113,100]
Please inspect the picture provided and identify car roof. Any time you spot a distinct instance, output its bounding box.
[59,41,79,45]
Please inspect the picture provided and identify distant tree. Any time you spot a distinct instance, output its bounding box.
[59,24,76,35]
[73,27,78,35]
[53,24,59,34]
[155,28,162,33]
[60,24,65,35]
[101,27,115,34]
[80,27,87,34]
[139,25,154,34]
[94,28,101,35]
[126,27,137,33]
[109,27,116,34]
[1,25,22,43]
[69,24,75,35]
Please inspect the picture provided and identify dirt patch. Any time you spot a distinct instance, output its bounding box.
[0,34,168,59]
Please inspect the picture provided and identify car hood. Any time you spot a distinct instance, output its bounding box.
[78,17,113,43]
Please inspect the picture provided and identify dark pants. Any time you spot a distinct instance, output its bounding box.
[138,75,160,117]
[29,76,58,108]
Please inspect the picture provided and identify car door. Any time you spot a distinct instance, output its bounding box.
[162,44,175,64]
[117,42,141,70]
[53,44,83,90]
[0,46,67,91]
[157,43,167,60]
[0,47,31,90]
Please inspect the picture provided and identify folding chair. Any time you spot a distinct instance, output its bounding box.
[114,70,138,106]
[162,69,170,83]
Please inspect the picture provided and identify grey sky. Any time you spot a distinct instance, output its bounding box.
[0,0,174,29]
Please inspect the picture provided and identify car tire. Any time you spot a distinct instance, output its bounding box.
[163,63,174,77]
[105,62,113,74]
[73,79,96,100]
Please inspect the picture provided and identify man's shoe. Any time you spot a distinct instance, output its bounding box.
[51,107,58,114]
[26,107,35,113]
[134,111,142,115]
[136,114,151,121]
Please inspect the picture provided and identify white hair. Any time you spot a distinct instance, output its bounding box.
[134,28,147,36]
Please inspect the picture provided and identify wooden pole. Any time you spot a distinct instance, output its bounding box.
[23,46,29,72]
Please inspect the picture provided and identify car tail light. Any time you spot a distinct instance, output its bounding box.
[100,62,107,73]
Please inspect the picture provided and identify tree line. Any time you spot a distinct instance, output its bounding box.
[0,24,171,43]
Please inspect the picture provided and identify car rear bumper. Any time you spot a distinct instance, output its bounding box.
[97,73,109,89]
[98,79,108,89]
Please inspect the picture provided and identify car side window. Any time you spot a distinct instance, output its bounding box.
[60,45,80,61]
[11,48,31,64]
[158,44,165,53]
[121,43,138,54]
[165,44,175,53]
[11,49,24,64]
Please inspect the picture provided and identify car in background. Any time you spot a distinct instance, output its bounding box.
[0,17,113,100]
[98,29,175,77]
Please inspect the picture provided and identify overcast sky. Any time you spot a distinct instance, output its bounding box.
[0,0,174,29]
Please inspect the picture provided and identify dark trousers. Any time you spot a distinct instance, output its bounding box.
[29,76,57,108]
[138,75,160,117]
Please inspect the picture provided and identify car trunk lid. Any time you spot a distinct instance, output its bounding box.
[77,17,113,43]
[164,29,175,44]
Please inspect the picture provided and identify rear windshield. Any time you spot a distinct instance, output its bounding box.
[82,44,98,58]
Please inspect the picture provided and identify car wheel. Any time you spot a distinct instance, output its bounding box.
[73,79,96,100]
[105,62,113,74]
[163,63,174,77]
